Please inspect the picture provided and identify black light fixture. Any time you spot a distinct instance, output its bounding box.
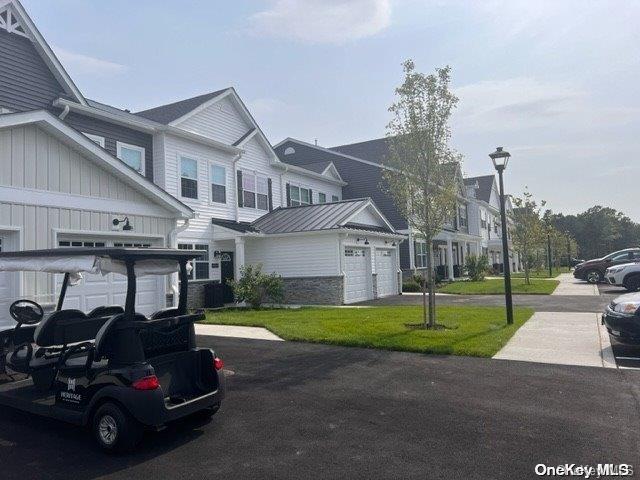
[489,146,513,325]
[112,216,133,231]
[392,241,397,247]
[357,237,370,245]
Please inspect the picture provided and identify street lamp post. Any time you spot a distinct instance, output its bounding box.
[489,147,513,325]
[547,231,553,277]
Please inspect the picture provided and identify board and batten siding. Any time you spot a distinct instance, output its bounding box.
[0,28,65,113]
[175,96,250,145]
[0,124,176,303]
[245,234,340,278]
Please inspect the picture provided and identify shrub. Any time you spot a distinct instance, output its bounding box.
[229,264,284,308]
[465,254,489,281]
[402,280,422,292]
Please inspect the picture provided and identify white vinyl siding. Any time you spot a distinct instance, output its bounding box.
[283,171,342,207]
[0,125,176,307]
[116,141,145,175]
[175,96,251,145]
[245,234,340,277]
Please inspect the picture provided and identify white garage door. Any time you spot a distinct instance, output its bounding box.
[375,249,397,298]
[344,247,372,304]
[0,236,17,330]
[57,239,163,317]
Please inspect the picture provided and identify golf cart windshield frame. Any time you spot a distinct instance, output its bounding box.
[0,248,202,316]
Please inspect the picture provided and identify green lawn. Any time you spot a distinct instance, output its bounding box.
[437,278,559,295]
[201,306,534,357]
[511,267,570,279]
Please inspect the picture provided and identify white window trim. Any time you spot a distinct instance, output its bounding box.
[318,192,327,204]
[289,183,311,207]
[209,163,227,205]
[83,132,105,148]
[179,155,199,200]
[177,242,210,280]
[415,240,428,269]
[116,141,145,175]
[242,171,269,211]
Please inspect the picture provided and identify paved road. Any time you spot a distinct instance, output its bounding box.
[359,292,617,312]
[1,337,639,479]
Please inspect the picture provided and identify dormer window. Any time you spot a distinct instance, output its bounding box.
[116,142,145,175]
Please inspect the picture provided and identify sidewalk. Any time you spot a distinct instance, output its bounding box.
[195,323,283,341]
[551,272,599,296]
[493,312,615,368]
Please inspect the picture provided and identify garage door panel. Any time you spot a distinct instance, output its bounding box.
[344,247,372,304]
[376,249,397,298]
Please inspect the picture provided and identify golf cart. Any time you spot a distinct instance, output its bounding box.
[0,248,225,452]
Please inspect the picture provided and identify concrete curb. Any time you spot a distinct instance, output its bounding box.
[596,313,617,369]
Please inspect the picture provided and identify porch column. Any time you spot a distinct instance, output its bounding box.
[461,241,466,266]
[234,237,246,280]
[446,238,454,280]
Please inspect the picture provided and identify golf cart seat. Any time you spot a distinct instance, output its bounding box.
[87,305,124,318]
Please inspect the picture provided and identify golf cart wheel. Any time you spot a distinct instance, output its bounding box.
[93,402,143,452]
[586,270,601,284]
[624,274,640,292]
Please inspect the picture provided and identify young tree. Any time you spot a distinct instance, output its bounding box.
[511,189,546,284]
[382,61,460,328]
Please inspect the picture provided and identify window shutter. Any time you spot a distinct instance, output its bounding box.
[267,178,273,211]
[308,189,313,204]
[413,241,418,268]
[286,183,291,207]
[237,170,243,208]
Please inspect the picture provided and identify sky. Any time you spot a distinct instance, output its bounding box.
[22,0,640,220]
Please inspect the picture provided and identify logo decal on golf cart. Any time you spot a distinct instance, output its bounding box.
[67,378,76,392]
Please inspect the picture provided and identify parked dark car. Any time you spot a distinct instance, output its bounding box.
[602,292,640,344]
[573,248,640,284]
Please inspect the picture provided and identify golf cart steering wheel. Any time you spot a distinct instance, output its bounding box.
[9,300,44,325]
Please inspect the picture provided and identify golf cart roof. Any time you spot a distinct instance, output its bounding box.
[0,247,203,261]
[0,248,203,278]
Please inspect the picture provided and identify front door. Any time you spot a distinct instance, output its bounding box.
[220,252,235,303]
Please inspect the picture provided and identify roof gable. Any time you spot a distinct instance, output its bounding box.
[465,175,496,203]
[0,110,193,218]
[1,0,86,105]
[135,88,230,124]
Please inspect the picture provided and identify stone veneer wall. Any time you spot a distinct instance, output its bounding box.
[281,276,344,305]
[183,280,210,309]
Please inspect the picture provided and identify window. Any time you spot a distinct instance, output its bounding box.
[178,243,209,280]
[59,240,106,248]
[415,242,428,268]
[83,132,105,148]
[210,165,226,204]
[113,242,151,248]
[116,142,145,175]
[332,195,339,202]
[480,210,487,229]
[318,192,327,204]
[610,251,634,262]
[180,156,198,199]
[242,172,269,210]
[458,205,468,228]
[290,185,311,207]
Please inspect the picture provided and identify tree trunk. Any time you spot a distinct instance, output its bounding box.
[421,269,428,328]
[425,239,436,328]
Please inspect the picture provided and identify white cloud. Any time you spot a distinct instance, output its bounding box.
[53,47,126,76]
[249,0,391,44]
[452,77,638,133]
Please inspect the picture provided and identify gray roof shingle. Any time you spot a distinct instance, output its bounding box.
[135,88,230,124]
[331,137,390,164]
[464,175,495,202]
[251,199,391,234]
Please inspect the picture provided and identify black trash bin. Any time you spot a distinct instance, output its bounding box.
[204,282,225,308]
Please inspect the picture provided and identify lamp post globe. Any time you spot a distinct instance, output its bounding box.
[489,146,514,325]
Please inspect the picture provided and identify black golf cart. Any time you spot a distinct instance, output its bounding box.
[0,248,225,452]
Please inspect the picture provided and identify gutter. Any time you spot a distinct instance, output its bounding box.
[168,218,191,307]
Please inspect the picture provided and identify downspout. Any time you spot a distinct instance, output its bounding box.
[233,152,243,222]
[58,104,70,120]
[169,218,191,307]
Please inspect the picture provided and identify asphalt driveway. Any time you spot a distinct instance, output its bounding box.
[0,337,639,479]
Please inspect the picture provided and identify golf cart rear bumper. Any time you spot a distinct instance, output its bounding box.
[87,380,225,427]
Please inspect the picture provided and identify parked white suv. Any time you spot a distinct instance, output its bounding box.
[605,262,640,291]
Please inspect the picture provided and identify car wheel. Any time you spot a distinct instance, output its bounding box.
[624,275,640,292]
[93,402,143,452]
[586,270,602,284]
